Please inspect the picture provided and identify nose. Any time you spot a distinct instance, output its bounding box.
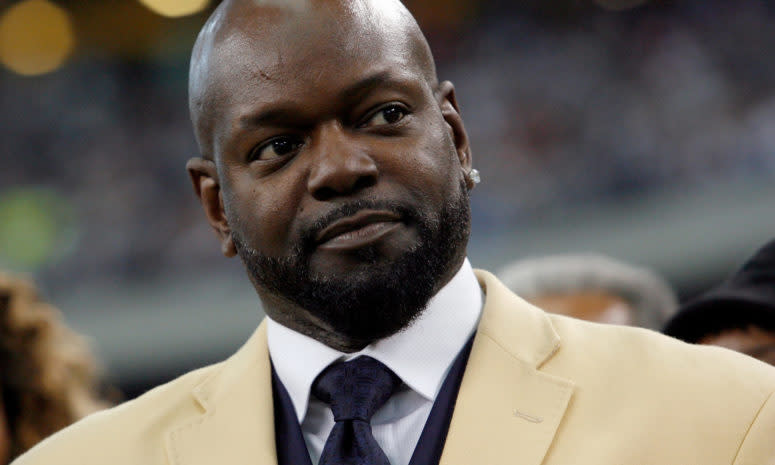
[306,123,378,201]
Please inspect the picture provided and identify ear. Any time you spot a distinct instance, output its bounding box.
[186,157,237,257]
[436,80,474,189]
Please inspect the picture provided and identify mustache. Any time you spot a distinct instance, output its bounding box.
[298,199,415,249]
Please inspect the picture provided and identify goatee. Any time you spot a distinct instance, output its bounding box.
[232,184,471,344]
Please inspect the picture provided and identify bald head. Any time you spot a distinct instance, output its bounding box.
[188,0,438,159]
[184,0,473,350]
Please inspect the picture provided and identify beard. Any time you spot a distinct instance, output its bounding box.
[232,183,471,344]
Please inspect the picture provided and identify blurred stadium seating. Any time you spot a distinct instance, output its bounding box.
[2,0,774,397]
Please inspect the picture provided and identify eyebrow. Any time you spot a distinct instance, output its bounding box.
[338,71,396,102]
[237,70,416,130]
[238,107,304,130]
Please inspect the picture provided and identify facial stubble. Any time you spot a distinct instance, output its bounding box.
[232,183,471,345]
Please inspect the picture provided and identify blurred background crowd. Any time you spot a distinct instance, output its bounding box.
[2,0,775,458]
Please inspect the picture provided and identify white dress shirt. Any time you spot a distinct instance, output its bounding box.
[267,258,482,465]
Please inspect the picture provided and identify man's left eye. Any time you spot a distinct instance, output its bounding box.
[361,104,408,127]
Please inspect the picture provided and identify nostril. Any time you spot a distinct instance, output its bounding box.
[313,186,338,202]
[307,146,379,200]
[352,175,376,193]
[312,175,375,201]
[311,172,377,201]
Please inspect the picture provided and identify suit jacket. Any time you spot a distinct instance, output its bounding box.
[13,271,775,465]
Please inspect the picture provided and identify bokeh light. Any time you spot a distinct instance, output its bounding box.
[0,0,75,76]
[0,188,78,271]
[138,0,211,18]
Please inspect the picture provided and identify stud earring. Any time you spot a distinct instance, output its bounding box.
[469,168,481,185]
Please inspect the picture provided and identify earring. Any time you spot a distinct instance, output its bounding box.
[469,168,481,185]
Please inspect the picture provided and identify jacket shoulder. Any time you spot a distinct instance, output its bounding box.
[12,363,224,465]
[548,313,775,393]
[544,314,775,462]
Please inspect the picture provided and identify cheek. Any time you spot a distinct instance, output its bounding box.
[223,171,302,254]
[396,130,462,200]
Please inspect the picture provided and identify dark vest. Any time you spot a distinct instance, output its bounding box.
[272,335,474,465]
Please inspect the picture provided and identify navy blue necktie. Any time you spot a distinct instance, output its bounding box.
[312,356,402,465]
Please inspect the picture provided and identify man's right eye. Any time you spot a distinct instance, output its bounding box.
[249,136,304,161]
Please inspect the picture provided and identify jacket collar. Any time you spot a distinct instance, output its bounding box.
[438,270,574,465]
[167,270,573,465]
[166,322,277,465]
[475,269,562,368]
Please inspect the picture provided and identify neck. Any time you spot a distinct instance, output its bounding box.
[259,255,466,352]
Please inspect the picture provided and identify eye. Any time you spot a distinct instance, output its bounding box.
[361,104,408,128]
[249,135,304,161]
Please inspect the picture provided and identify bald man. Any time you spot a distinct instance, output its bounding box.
[13,1,775,465]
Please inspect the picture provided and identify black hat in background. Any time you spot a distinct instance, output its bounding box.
[663,239,775,343]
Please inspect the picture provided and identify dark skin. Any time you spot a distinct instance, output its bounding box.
[699,326,775,366]
[187,0,474,352]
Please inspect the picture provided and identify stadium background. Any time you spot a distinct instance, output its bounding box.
[1,0,774,398]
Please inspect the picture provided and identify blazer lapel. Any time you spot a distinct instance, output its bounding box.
[440,271,575,465]
[164,271,571,465]
[166,322,278,465]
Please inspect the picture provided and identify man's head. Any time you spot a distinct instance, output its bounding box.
[186,0,475,351]
[497,254,678,329]
[664,239,775,366]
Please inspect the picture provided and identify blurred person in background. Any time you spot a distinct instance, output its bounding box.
[497,254,678,329]
[664,239,775,366]
[11,1,775,464]
[0,272,108,463]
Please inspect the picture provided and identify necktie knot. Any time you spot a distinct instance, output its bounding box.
[312,355,401,422]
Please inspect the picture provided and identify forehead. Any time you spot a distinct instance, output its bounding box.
[206,3,426,109]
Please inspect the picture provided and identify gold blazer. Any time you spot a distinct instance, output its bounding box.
[14,271,775,465]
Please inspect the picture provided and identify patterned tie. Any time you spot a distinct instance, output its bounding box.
[312,356,402,465]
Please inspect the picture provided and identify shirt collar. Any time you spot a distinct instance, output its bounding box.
[267,258,482,422]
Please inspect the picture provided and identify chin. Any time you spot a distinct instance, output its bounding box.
[234,184,471,344]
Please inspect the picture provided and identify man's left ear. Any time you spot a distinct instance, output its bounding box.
[436,80,474,188]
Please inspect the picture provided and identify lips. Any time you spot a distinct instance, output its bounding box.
[315,209,402,249]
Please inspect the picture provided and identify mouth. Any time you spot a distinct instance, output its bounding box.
[315,209,402,250]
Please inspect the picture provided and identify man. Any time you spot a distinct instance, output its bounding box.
[664,239,775,366]
[13,1,775,464]
[497,254,678,329]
